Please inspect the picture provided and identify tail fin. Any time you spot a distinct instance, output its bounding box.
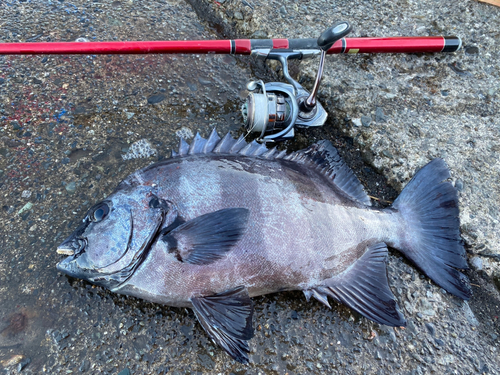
[391,159,471,300]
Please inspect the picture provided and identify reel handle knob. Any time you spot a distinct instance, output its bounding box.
[317,21,352,51]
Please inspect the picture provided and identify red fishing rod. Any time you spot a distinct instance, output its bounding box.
[0,36,460,55]
[0,21,462,142]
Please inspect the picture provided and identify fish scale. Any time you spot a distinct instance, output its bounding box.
[56,130,471,363]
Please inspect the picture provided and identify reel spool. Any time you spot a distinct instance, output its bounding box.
[241,80,297,141]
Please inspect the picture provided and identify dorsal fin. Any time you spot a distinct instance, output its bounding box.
[172,131,370,205]
[229,135,247,153]
[177,138,189,156]
[294,140,371,206]
[175,129,270,157]
[188,133,207,155]
[213,132,237,153]
[203,128,221,153]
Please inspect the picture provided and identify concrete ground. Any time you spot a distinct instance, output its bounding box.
[0,0,499,374]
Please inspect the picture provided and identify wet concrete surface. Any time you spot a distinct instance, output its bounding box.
[1,0,499,374]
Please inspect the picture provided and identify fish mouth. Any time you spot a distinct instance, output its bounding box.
[56,237,87,257]
[56,248,75,256]
[56,237,90,279]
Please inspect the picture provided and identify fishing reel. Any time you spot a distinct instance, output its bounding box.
[242,22,352,142]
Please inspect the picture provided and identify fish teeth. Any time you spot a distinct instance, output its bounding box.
[56,248,75,256]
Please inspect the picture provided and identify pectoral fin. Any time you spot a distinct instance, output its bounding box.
[306,242,406,327]
[161,208,249,265]
[191,286,254,363]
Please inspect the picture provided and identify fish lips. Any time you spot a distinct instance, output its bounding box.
[56,253,86,279]
[56,218,93,279]
[56,236,91,280]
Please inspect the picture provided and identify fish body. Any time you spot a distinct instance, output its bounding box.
[57,130,471,363]
[115,153,397,306]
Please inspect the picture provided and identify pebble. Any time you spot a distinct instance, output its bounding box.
[361,115,372,127]
[418,299,435,316]
[470,256,483,271]
[425,323,436,336]
[382,150,394,159]
[251,30,268,39]
[375,107,388,123]
[434,338,445,347]
[21,190,32,198]
[198,78,212,85]
[117,369,131,375]
[437,354,455,365]
[0,355,25,368]
[147,94,166,104]
[65,181,77,194]
[462,302,479,326]
[17,357,31,372]
[464,46,479,55]
[122,139,157,160]
[78,359,90,372]
[175,127,194,140]
[404,301,413,314]
[17,202,33,216]
[352,118,362,127]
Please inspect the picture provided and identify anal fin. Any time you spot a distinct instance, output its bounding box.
[191,286,254,364]
[308,242,406,327]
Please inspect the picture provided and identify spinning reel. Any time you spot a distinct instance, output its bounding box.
[242,22,352,142]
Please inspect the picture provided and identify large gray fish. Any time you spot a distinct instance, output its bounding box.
[56,130,471,363]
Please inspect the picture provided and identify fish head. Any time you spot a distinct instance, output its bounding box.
[56,186,175,288]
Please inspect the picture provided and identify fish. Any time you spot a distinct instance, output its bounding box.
[56,130,471,363]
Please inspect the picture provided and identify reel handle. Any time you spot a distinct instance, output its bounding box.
[302,21,352,112]
[317,21,352,51]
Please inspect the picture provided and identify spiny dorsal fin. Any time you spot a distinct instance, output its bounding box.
[175,129,270,158]
[178,138,189,156]
[213,132,237,153]
[229,135,247,153]
[203,128,221,153]
[172,131,370,205]
[188,133,207,155]
[294,140,371,206]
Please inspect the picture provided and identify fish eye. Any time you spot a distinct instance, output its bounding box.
[90,202,110,222]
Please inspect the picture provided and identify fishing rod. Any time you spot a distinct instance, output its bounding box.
[0,36,460,55]
[0,21,462,142]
